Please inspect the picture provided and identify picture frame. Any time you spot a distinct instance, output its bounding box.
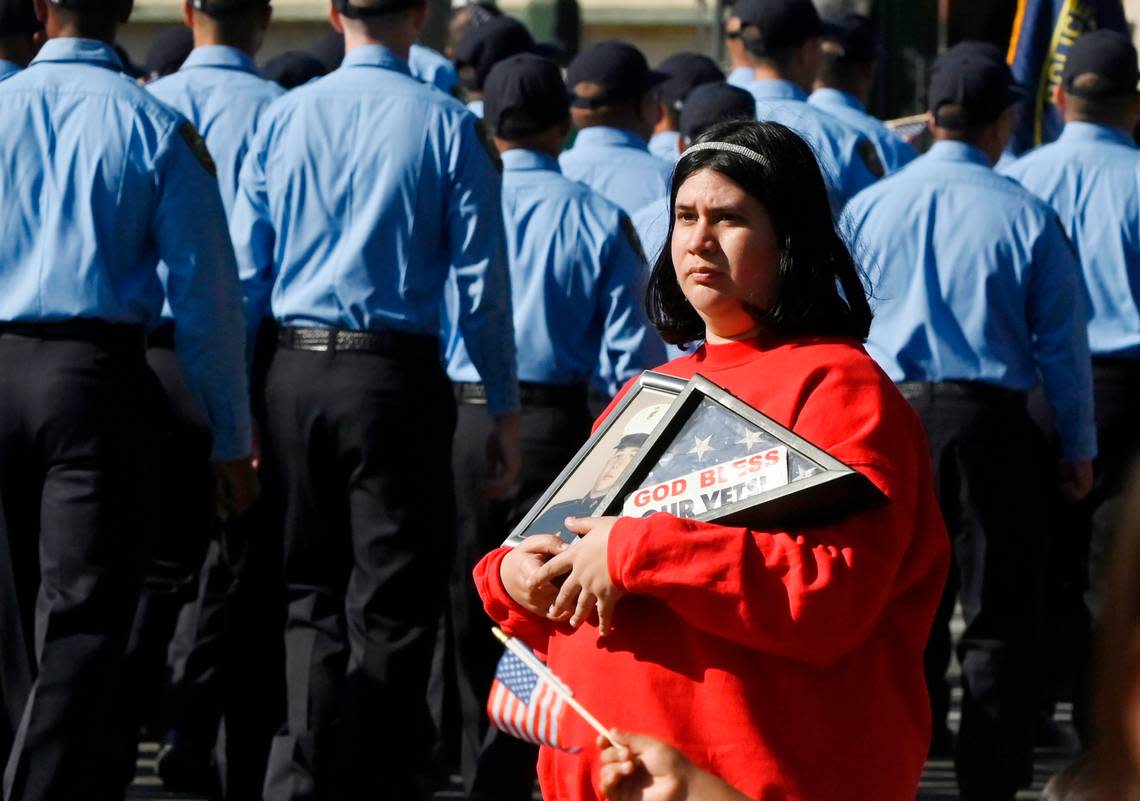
[595,374,885,529]
[502,370,687,547]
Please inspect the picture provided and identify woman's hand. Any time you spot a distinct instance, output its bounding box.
[499,535,569,616]
[529,516,624,635]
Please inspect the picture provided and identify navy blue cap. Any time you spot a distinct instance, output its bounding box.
[0,0,38,36]
[1062,29,1139,98]
[820,12,878,63]
[143,26,194,78]
[190,0,269,15]
[679,82,757,141]
[928,40,1025,128]
[262,50,327,89]
[655,52,724,111]
[484,53,570,138]
[729,0,823,56]
[333,0,425,19]
[453,16,536,92]
[566,40,667,108]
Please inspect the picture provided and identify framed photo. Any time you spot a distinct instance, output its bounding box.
[596,374,884,529]
[503,370,687,547]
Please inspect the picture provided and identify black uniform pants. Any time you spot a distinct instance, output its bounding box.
[906,381,1052,801]
[439,395,590,801]
[261,344,456,801]
[0,327,156,801]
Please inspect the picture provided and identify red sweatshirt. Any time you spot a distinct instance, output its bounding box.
[474,336,949,801]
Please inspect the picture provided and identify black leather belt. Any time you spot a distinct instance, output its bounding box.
[455,381,587,408]
[897,380,1026,406]
[0,319,145,351]
[278,326,439,359]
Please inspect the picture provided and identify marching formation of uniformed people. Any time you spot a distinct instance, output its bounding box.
[1,0,1140,798]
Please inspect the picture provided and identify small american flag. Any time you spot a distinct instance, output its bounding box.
[486,643,579,752]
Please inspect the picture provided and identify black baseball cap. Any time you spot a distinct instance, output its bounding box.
[680,82,757,141]
[453,16,536,92]
[928,41,1025,129]
[190,0,269,15]
[1061,29,1139,98]
[566,40,667,108]
[655,52,724,111]
[729,0,823,57]
[0,0,38,35]
[820,12,878,63]
[333,0,425,18]
[262,50,327,89]
[484,53,571,139]
[144,26,194,78]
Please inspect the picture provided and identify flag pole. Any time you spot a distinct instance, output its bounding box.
[492,627,612,741]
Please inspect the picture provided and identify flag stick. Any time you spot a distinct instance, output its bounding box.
[492,627,612,741]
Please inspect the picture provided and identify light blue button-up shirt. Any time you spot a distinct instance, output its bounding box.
[232,44,519,415]
[409,42,457,94]
[727,66,753,88]
[747,78,878,211]
[1002,122,1140,361]
[0,59,20,79]
[649,130,681,163]
[0,39,251,459]
[559,126,673,216]
[843,140,1096,460]
[631,195,692,362]
[148,46,283,324]
[808,87,916,174]
[444,149,664,386]
[466,98,484,118]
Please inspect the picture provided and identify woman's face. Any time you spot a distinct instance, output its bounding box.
[670,167,780,341]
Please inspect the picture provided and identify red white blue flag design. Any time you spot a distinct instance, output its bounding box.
[486,646,578,752]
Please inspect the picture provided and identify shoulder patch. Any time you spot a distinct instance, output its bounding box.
[180,122,217,178]
[474,119,502,173]
[857,138,885,179]
[619,212,648,263]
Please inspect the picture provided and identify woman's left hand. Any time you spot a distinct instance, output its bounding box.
[529,516,625,636]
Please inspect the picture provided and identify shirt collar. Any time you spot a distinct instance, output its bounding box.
[501,148,561,173]
[727,66,754,85]
[0,60,20,79]
[31,38,124,72]
[924,139,993,168]
[809,87,864,113]
[748,78,807,102]
[1059,120,1136,148]
[340,44,411,77]
[573,126,648,151]
[180,45,260,76]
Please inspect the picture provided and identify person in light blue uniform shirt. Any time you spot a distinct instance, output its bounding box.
[809,12,916,174]
[439,53,663,801]
[452,14,534,117]
[142,1,284,792]
[727,0,882,211]
[0,1,256,798]
[230,0,521,796]
[1002,29,1140,740]
[842,43,1094,801]
[0,0,38,77]
[409,40,456,92]
[559,40,673,216]
[647,51,723,163]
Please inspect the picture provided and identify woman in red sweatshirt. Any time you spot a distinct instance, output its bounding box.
[474,120,950,801]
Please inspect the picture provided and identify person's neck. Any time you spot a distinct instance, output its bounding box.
[752,63,806,93]
[192,30,258,57]
[704,325,763,345]
[344,29,412,62]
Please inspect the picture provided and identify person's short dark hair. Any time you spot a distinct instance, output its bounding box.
[679,82,755,142]
[144,26,194,78]
[190,0,269,17]
[262,50,328,89]
[333,0,427,20]
[44,0,133,38]
[646,119,872,345]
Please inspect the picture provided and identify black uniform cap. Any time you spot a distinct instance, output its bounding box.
[262,50,327,89]
[1061,29,1139,98]
[483,52,570,139]
[144,26,194,78]
[566,40,667,108]
[190,0,269,16]
[729,0,823,56]
[0,0,39,36]
[928,40,1025,129]
[655,52,724,111]
[679,82,756,141]
[453,15,536,92]
[820,12,878,63]
[333,0,425,19]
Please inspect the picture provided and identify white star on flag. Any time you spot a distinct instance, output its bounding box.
[688,435,715,461]
[735,429,763,450]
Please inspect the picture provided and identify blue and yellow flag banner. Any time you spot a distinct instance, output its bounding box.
[1006,0,1128,154]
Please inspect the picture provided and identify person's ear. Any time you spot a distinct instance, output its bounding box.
[1054,83,1066,117]
[182,0,193,29]
[33,0,47,25]
[328,2,344,34]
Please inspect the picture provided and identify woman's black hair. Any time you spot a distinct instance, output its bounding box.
[646,119,873,345]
